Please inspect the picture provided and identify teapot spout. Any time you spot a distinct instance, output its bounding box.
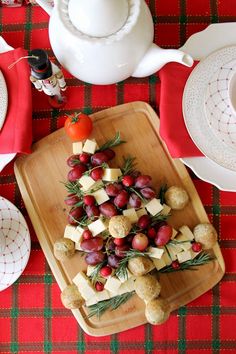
[132,43,193,78]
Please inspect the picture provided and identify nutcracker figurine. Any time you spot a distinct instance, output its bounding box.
[28,49,67,108]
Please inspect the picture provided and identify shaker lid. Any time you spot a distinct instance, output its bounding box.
[28,49,52,79]
[68,0,129,37]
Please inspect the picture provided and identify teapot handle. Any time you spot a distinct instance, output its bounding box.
[35,0,53,16]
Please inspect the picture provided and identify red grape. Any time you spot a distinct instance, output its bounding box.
[105,183,122,197]
[171,260,180,269]
[137,214,151,229]
[154,225,172,246]
[90,167,104,181]
[126,234,134,244]
[79,152,91,164]
[99,202,118,217]
[103,148,115,160]
[80,236,103,252]
[122,175,134,187]
[155,221,167,231]
[107,254,120,268]
[67,155,81,167]
[67,206,84,224]
[147,227,156,239]
[114,190,129,208]
[85,205,100,218]
[85,251,105,265]
[95,282,104,291]
[128,193,142,208]
[140,187,156,199]
[67,165,87,182]
[100,265,112,277]
[91,152,109,166]
[114,238,126,246]
[192,242,202,252]
[64,194,80,206]
[134,175,152,188]
[82,229,93,240]
[115,244,130,257]
[132,233,149,251]
[83,195,96,206]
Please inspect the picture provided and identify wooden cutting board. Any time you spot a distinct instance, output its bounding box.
[14,101,225,336]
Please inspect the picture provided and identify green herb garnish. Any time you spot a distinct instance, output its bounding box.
[115,249,149,281]
[98,132,126,151]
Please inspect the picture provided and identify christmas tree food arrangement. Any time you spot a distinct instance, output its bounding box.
[55,112,217,325]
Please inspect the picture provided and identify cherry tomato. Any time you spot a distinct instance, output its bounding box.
[64,112,93,141]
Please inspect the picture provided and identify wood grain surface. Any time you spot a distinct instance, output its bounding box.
[14,101,225,336]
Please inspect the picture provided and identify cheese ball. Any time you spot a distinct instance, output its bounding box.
[134,274,161,301]
[165,186,189,210]
[54,237,75,261]
[61,284,85,309]
[109,215,132,238]
[193,223,217,250]
[145,298,170,325]
[128,256,154,276]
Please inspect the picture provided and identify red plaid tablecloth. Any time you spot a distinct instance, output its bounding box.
[1,1,236,353]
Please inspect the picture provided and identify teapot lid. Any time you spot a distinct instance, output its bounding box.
[68,0,129,37]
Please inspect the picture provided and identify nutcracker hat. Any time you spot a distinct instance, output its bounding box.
[28,49,52,80]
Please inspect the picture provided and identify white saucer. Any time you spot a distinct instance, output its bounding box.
[0,196,31,291]
[180,23,236,191]
[183,46,236,172]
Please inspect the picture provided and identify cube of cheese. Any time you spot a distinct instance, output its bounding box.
[82,139,97,154]
[165,244,177,261]
[75,242,83,251]
[64,224,77,238]
[72,141,83,155]
[116,268,133,283]
[85,296,98,307]
[145,198,163,216]
[79,283,97,300]
[79,175,96,192]
[86,265,96,277]
[123,208,138,224]
[102,168,122,182]
[161,203,171,216]
[104,276,121,294]
[175,234,192,251]
[91,188,109,205]
[162,251,172,266]
[177,250,192,263]
[179,225,194,241]
[166,243,182,255]
[88,218,107,236]
[64,225,84,243]
[171,228,178,240]
[136,208,147,218]
[190,249,201,259]
[118,277,135,294]
[152,257,166,270]
[147,246,164,259]
[95,289,110,302]
[73,272,89,287]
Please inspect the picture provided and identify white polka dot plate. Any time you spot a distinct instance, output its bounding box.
[183,46,236,172]
[0,196,31,291]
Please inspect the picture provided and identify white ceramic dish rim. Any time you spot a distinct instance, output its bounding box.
[180,23,236,192]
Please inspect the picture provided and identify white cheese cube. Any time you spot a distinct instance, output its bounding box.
[161,203,171,216]
[123,208,138,224]
[79,175,96,192]
[72,141,83,155]
[116,268,133,283]
[86,265,96,277]
[162,251,172,266]
[95,289,110,302]
[65,226,84,243]
[79,283,97,300]
[64,224,77,238]
[104,276,121,294]
[165,244,177,261]
[190,249,201,259]
[145,198,163,216]
[75,242,83,251]
[82,139,97,154]
[136,208,147,218]
[171,228,178,240]
[147,246,164,259]
[166,243,182,255]
[88,218,107,236]
[177,250,192,263]
[102,168,122,182]
[175,233,192,251]
[91,188,109,205]
[179,225,195,241]
[152,257,166,270]
[118,277,135,294]
[85,297,98,307]
[73,272,89,287]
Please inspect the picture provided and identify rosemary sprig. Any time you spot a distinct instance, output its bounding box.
[63,180,83,196]
[128,186,146,203]
[89,261,106,285]
[120,156,137,176]
[159,252,215,273]
[87,291,134,318]
[98,132,126,151]
[115,249,149,281]
[150,212,170,226]
[159,184,168,205]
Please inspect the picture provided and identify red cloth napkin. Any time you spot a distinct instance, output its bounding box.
[0,47,32,154]
[159,61,204,158]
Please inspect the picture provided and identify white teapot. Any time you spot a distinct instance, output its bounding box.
[36,0,193,85]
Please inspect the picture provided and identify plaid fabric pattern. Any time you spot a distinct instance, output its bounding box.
[1,1,236,353]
